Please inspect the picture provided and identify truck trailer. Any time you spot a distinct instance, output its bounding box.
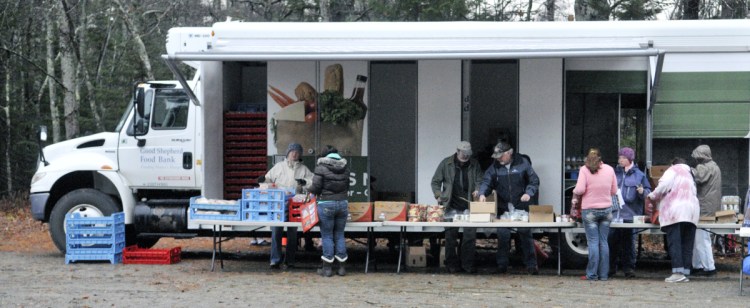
[30,20,750,267]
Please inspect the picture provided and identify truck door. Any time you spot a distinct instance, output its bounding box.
[119,87,197,189]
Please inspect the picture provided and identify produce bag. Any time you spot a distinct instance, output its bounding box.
[300,196,318,233]
[645,196,659,224]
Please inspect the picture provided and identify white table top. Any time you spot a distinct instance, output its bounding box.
[382,221,578,228]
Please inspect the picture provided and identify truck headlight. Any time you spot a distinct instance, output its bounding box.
[31,172,46,185]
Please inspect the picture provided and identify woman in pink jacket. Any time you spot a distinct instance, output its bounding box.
[648,157,700,283]
[571,148,617,281]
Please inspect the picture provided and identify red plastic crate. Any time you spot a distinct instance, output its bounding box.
[288,200,305,222]
[122,245,181,264]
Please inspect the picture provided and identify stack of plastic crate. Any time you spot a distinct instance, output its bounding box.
[189,196,242,221]
[123,245,182,264]
[65,212,126,264]
[241,188,288,222]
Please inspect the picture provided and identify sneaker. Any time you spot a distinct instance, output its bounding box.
[624,271,636,278]
[691,269,716,277]
[257,239,269,246]
[250,239,259,245]
[269,263,281,270]
[580,275,595,281]
[282,263,295,270]
[665,273,689,283]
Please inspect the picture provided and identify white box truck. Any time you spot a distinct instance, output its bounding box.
[30,20,750,267]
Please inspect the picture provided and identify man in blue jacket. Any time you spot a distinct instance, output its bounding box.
[609,147,651,278]
[479,141,540,274]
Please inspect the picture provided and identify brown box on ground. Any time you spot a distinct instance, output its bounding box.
[529,205,555,222]
[699,216,716,223]
[470,202,496,214]
[439,247,446,268]
[469,213,493,223]
[715,210,737,223]
[406,246,427,267]
[374,201,407,221]
[348,202,373,222]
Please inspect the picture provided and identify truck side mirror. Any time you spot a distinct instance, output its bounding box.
[37,125,48,142]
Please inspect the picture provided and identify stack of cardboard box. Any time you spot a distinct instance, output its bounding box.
[469,202,496,222]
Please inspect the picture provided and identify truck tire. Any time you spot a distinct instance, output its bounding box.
[550,231,589,269]
[49,188,120,253]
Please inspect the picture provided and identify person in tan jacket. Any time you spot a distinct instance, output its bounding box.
[690,145,721,277]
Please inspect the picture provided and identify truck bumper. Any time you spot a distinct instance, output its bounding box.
[30,193,50,221]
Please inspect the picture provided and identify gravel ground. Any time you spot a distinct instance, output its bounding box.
[1,208,748,307]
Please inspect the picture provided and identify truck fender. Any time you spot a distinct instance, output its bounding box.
[97,170,137,224]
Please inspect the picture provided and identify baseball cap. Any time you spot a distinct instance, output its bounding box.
[491,142,512,158]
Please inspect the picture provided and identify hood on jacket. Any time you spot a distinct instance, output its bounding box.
[691,145,713,162]
[317,156,348,172]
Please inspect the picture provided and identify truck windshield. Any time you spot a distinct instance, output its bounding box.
[114,101,133,132]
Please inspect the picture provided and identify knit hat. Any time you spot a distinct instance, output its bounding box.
[457,141,472,157]
[491,141,513,158]
[618,147,635,162]
[286,143,303,156]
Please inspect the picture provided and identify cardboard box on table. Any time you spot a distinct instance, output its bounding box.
[699,216,716,223]
[529,205,555,222]
[406,246,427,267]
[715,210,737,223]
[348,202,373,222]
[374,201,407,221]
[470,201,496,223]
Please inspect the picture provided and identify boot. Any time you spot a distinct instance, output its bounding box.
[317,261,333,277]
[336,260,346,276]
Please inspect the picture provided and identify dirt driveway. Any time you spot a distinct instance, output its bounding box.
[1,208,747,307]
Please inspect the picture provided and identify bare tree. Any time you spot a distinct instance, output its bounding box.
[58,1,79,139]
[46,17,62,143]
[114,0,154,80]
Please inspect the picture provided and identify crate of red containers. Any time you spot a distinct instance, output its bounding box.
[122,245,181,265]
[288,195,315,223]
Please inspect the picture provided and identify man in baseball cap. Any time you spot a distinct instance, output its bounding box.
[431,141,483,273]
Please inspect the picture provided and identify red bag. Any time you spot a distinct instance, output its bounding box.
[570,194,582,220]
[645,197,659,224]
[300,196,318,233]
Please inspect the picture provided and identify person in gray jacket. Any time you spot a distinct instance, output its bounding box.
[691,144,721,276]
[431,141,483,273]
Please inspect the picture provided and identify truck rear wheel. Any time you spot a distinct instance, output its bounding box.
[49,189,120,253]
[550,231,589,269]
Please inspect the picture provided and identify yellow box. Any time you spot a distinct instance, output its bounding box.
[529,205,555,222]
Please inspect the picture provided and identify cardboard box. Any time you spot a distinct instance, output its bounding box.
[470,202,496,214]
[699,216,716,223]
[648,165,669,191]
[473,190,496,202]
[529,205,555,222]
[439,246,446,268]
[406,246,427,267]
[469,213,493,223]
[715,210,737,223]
[348,202,373,222]
[374,201,407,221]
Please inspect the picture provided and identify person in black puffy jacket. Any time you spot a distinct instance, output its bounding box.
[308,146,350,277]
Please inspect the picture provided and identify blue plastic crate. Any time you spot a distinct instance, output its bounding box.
[66,252,122,264]
[189,196,241,221]
[67,240,126,255]
[241,200,286,212]
[66,212,125,227]
[242,189,287,201]
[68,231,126,244]
[243,210,287,222]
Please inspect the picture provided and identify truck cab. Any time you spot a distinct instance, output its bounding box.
[30,81,202,252]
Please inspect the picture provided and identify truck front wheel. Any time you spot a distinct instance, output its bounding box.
[550,231,589,269]
[49,189,120,253]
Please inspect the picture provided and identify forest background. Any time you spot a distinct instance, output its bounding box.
[0,0,747,198]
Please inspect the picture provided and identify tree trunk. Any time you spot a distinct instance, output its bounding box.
[47,16,61,143]
[58,2,79,139]
[545,0,556,20]
[721,0,747,18]
[319,0,331,21]
[77,0,104,132]
[681,0,699,19]
[114,0,154,80]
[4,68,12,192]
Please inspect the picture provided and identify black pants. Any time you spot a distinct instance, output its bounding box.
[609,224,635,273]
[444,227,476,270]
[662,222,696,272]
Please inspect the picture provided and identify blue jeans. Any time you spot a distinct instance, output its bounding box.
[318,200,348,262]
[496,228,537,270]
[583,208,612,280]
[270,227,297,265]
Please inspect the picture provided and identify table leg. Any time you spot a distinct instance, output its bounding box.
[557,227,562,276]
[397,226,405,274]
[218,225,224,270]
[365,227,372,274]
[210,225,217,272]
